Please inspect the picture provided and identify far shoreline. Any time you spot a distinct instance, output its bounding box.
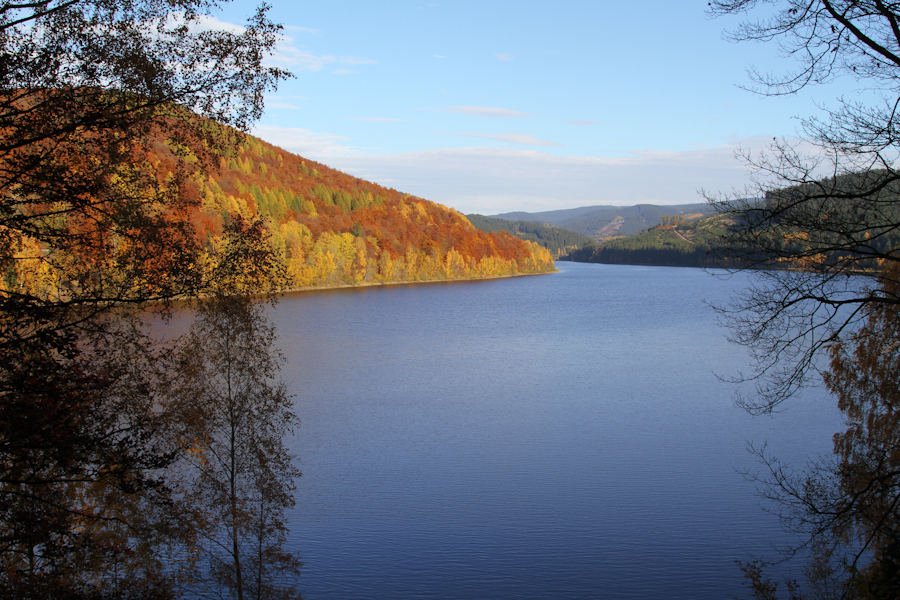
[156,268,558,309]
[275,268,558,297]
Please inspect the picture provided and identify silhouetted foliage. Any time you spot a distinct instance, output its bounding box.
[739,270,900,599]
[706,1,900,413]
[706,2,900,597]
[0,0,287,596]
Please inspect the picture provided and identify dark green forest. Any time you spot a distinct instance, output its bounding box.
[561,213,728,267]
[466,214,592,256]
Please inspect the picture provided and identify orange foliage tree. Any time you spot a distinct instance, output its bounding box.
[188,135,555,289]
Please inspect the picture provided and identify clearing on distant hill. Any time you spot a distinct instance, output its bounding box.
[562,213,729,267]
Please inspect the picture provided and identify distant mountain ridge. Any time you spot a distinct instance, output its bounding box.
[492,203,716,238]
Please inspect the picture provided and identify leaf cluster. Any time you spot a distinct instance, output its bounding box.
[187,135,557,286]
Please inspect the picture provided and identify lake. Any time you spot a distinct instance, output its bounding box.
[266,262,842,599]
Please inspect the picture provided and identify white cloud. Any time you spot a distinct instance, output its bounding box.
[443,106,532,118]
[453,132,562,147]
[566,120,597,126]
[160,14,376,76]
[320,142,770,214]
[266,42,335,71]
[283,25,320,34]
[346,117,411,122]
[154,15,375,81]
[264,34,377,72]
[248,126,772,214]
[495,53,513,61]
[250,125,355,157]
[266,102,302,110]
[172,13,246,35]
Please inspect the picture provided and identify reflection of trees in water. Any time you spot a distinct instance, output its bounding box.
[170,295,301,600]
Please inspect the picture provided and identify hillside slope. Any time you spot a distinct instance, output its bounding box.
[165,133,556,288]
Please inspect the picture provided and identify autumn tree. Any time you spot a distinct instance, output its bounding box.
[0,0,288,596]
[822,267,900,595]
[169,294,301,600]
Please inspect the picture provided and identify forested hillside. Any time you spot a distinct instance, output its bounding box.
[563,171,900,270]
[155,131,556,288]
[563,214,727,267]
[465,214,592,257]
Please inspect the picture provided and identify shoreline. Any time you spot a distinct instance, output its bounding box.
[276,268,558,297]
[157,268,557,308]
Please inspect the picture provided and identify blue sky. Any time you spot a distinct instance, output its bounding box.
[213,0,866,214]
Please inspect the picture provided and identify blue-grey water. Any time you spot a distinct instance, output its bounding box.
[260,262,840,599]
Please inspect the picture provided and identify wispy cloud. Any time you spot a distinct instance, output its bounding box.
[332,69,356,75]
[175,13,245,34]
[443,106,532,118]
[345,117,411,122]
[566,120,597,126]
[163,15,375,77]
[312,140,770,214]
[283,24,320,34]
[495,53,513,61]
[453,132,562,147]
[250,125,355,157]
[249,125,769,215]
[264,33,378,72]
[171,15,326,72]
[433,54,446,59]
[267,102,302,110]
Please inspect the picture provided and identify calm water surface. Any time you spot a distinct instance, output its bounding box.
[264,262,842,599]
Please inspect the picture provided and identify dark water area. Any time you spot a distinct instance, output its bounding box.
[254,263,839,599]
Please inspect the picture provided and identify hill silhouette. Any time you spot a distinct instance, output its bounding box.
[493,203,716,238]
